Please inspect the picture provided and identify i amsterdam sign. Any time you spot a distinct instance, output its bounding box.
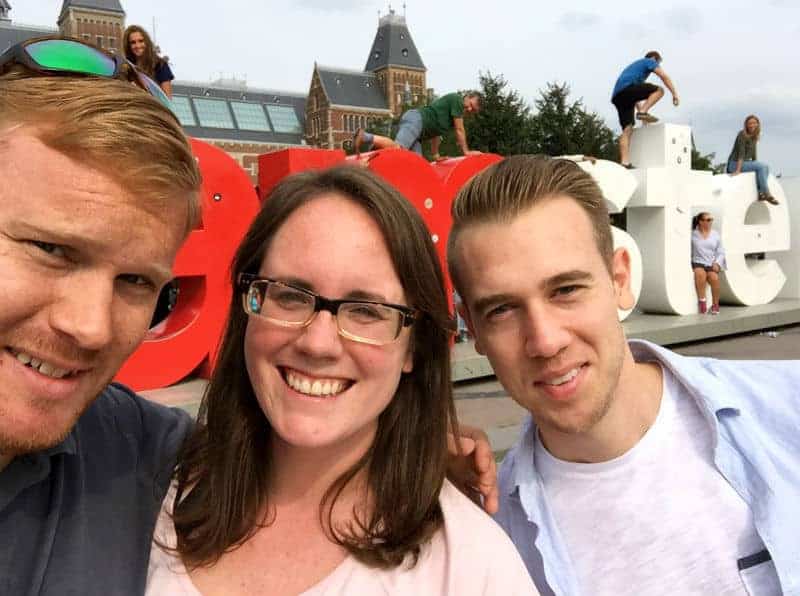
[117,123,799,390]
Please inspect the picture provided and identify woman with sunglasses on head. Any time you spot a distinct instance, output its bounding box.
[691,212,726,315]
[726,114,778,205]
[124,25,174,98]
[146,166,537,595]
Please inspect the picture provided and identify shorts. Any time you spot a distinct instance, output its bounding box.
[692,263,715,272]
[612,83,660,129]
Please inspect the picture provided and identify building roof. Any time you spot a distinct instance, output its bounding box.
[364,10,425,72]
[0,21,57,53]
[59,0,125,22]
[316,66,389,111]
[171,80,308,146]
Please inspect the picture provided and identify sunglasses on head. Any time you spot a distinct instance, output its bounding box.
[0,36,174,112]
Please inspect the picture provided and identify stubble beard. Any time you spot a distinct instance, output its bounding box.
[0,386,101,457]
[533,329,626,436]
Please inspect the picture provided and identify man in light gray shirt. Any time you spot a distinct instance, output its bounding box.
[447,155,798,595]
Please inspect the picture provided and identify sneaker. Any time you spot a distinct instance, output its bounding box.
[636,112,659,123]
[698,300,707,314]
[710,304,720,315]
[764,194,779,205]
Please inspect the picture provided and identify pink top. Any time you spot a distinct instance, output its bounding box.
[146,479,538,595]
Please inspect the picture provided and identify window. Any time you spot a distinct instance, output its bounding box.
[82,34,90,42]
[97,36,104,48]
[401,48,408,57]
[266,105,302,133]
[193,98,235,128]
[231,102,272,131]
[108,37,116,49]
[171,96,197,126]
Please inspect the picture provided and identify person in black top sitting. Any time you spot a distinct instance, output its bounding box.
[124,24,175,98]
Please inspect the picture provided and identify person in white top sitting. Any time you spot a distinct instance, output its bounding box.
[146,165,537,595]
[691,211,726,315]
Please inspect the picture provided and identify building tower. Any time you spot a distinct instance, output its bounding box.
[0,0,12,23]
[364,8,426,117]
[57,0,125,54]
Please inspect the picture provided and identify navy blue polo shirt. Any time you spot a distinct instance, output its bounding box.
[0,383,192,596]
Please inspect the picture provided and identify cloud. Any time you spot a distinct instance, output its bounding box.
[618,20,649,40]
[294,0,373,13]
[661,6,703,37]
[689,90,800,175]
[557,11,601,32]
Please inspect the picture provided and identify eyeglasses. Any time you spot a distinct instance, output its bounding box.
[0,36,173,112]
[238,273,418,346]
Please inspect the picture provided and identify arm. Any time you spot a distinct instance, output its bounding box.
[160,80,173,99]
[653,67,679,106]
[713,233,726,271]
[731,132,745,174]
[430,135,443,160]
[453,118,482,156]
[447,424,498,514]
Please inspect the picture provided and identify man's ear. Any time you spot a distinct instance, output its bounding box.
[457,302,486,355]
[611,247,635,311]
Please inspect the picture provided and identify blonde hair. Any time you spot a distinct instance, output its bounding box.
[743,114,761,142]
[0,68,201,234]
[447,155,613,295]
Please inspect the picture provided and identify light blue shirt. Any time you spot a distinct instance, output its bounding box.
[495,340,800,596]
[692,228,727,269]
[611,57,659,99]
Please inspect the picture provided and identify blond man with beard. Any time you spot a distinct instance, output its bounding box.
[0,37,201,595]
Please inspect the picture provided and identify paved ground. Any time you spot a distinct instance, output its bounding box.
[142,324,800,455]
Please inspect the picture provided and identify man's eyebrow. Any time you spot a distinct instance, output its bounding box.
[471,270,595,314]
[14,221,172,283]
[543,270,595,289]
[472,293,517,316]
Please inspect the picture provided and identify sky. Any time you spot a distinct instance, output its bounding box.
[12,0,799,176]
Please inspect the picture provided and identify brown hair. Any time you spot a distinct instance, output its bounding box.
[123,25,165,79]
[171,165,458,569]
[447,155,613,296]
[645,50,662,62]
[0,62,200,234]
[743,114,761,142]
[692,211,712,230]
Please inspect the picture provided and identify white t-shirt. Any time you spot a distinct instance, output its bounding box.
[146,479,538,595]
[535,366,781,596]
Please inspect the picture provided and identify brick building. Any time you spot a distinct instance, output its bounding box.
[1,2,430,183]
[305,9,428,150]
[57,0,125,53]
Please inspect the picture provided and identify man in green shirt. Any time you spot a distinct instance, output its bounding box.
[354,91,483,160]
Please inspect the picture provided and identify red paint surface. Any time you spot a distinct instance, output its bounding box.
[120,146,499,389]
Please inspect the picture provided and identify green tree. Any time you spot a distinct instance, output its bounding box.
[436,72,538,158]
[529,82,617,160]
[689,134,724,172]
[466,72,538,155]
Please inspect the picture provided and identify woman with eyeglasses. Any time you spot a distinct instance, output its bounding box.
[691,212,726,315]
[726,114,778,205]
[124,25,174,98]
[146,166,537,594]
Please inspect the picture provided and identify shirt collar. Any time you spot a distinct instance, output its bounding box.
[39,430,78,459]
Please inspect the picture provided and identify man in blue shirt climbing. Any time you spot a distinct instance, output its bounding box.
[611,51,680,168]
